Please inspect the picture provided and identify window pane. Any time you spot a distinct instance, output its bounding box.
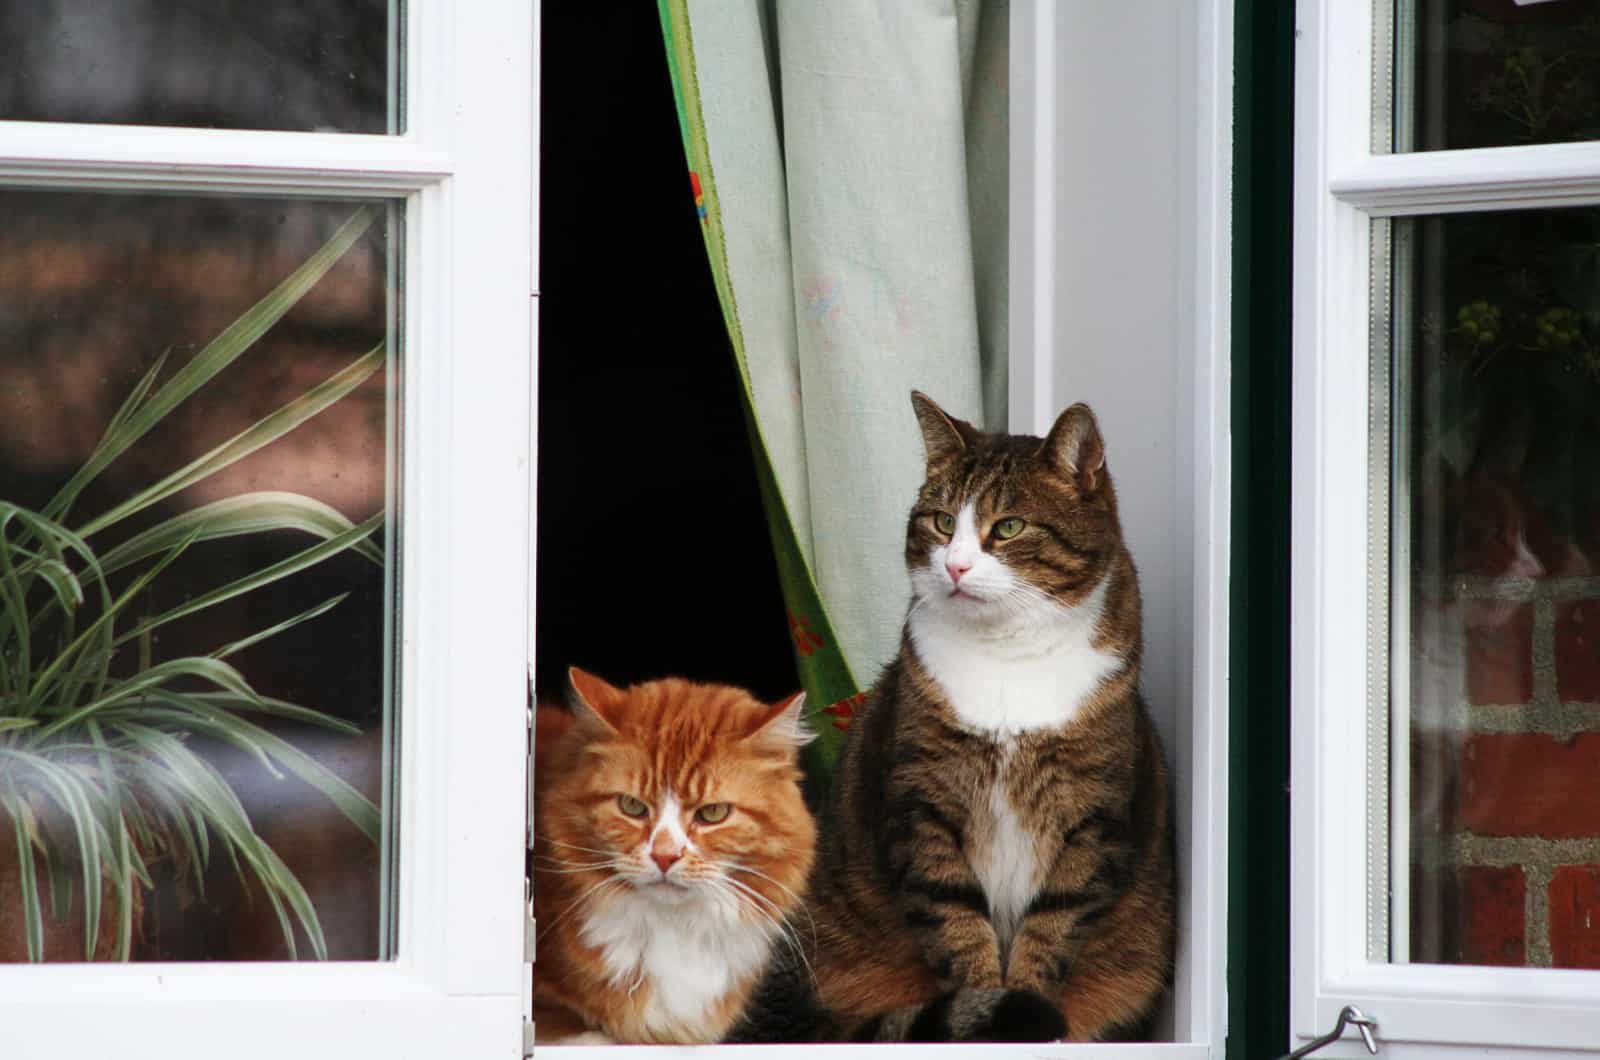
[0,1,401,134]
[0,191,398,962]
[1396,206,1600,968]
[1401,0,1600,152]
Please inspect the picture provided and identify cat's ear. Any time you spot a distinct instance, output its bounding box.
[1043,402,1106,494]
[745,691,813,755]
[911,391,981,470]
[566,666,624,734]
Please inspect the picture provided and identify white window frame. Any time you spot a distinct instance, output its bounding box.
[1292,0,1600,1056]
[0,3,537,1057]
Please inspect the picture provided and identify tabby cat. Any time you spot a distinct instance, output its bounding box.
[732,392,1175,1043]
[532,668,816,1044]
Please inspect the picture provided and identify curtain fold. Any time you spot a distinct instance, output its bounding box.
[658,0,1007,774]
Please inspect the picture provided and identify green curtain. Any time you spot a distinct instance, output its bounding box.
[657,0,1009,776]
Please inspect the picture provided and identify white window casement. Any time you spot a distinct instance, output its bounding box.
[0,3,535,1058]
[1294,1,1600,1056]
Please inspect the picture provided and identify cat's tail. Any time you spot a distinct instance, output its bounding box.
[853,987,1066,1043]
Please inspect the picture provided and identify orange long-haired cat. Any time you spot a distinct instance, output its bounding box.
[532,667,816,1044]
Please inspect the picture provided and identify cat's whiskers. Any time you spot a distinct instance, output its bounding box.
[722,860,815,938]
[536,835,624,859]
[1001,579,1060,610]
[710,876,818,990]
[539,874,627,941]
[532,857,621,868]
[719,872,789,924]
[707,874,779,927]
[533,859,630,875]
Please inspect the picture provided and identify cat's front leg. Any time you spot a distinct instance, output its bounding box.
[1002,810,1127,1002]
[884,793,1004,989]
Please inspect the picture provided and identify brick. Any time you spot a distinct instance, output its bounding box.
[1458,733,1600,838]
[1550,865,1600,969]
[1463,600,1534,705]
[1462,866,1528,965]
[1410,863,1526,966]
[1556,597,1600,702]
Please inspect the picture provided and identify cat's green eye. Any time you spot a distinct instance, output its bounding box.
[617,795,650,818]
[695,803,732,824]
[933,511,956,535]
[994,517,1025,540]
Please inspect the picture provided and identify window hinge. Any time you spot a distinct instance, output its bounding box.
[526,698,536,852]
[524,880,537,963]
[1276,1006,1379,1060]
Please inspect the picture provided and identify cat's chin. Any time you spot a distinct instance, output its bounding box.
[916,590,1015,627]
[915,585,993,610]
[630,877,702,905]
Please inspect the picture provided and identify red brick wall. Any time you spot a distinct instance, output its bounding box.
[1410,574,1600,968]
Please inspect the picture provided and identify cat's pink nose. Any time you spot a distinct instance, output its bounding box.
[651,849,682,874]
[946,556,972,583]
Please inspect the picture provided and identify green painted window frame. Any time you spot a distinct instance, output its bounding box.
[1229,0,1295,1057]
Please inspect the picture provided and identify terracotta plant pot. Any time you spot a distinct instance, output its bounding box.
[224,726,384,961]
[0,804,144,963]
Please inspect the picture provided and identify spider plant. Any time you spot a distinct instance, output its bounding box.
[1,207,387,962]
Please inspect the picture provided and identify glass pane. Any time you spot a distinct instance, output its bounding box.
[1401,0,1600,152]
[0,190,398,962]
[0,1,401,134]
[1396,205,1600,968]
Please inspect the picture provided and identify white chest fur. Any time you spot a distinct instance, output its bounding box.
[908,573,1123,738]
[580,890,770,1037]
[974,748,1040,960]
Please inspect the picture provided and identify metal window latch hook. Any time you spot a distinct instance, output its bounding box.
[1276,1006,1379,1059]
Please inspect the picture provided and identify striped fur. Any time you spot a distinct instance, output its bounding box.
[731,393,1174,1043]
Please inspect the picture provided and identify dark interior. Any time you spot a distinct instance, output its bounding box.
[536,3,798,703]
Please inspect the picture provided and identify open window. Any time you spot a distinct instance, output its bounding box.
[0,2,534,1056]
[533,1,1231,1055]
[1294,0,1600,1054]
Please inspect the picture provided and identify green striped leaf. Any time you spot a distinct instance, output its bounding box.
[119,726,327,959]
[114,514,382,649]
[98,493,382,578]
[144,693,379,841]
[24,529,201,718]
[211,595,350,662]
[31,655,260,745]
[5,791,44,961]
[77,346,386,538]
[185,692,361,736]
[44,207,378,525]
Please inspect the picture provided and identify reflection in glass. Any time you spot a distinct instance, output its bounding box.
[0,191,397,962]
[1403,0,1600,152]
[1399,207,1600,968]
[0,1,400,134]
